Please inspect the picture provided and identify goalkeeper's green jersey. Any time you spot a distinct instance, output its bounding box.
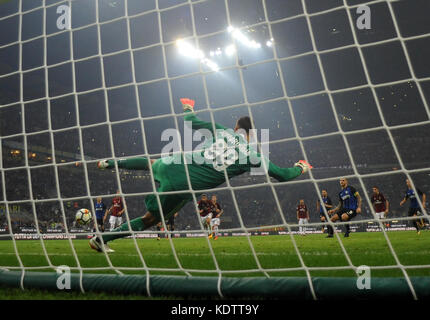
[155,110,301,191]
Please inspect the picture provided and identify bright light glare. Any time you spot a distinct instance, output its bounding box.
[202,58,220,72]
[176,39,204,59]
[225,44,236,56]
[176,39,219,72]
[228,26,261,49]
[266,40,272,47]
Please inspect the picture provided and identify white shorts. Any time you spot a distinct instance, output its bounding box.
[376,212,385,219]
[109,215,122,228]
[298,218,308,225]
[201,213,212,226]
[210,218,220,227]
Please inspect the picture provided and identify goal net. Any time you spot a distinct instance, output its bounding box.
[0,0,429,299]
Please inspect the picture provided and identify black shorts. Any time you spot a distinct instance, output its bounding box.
[408,208,421,216]
[96,218,104,230]
[333,208,357,221]
[320,212,329,219]
[167,216,175,230]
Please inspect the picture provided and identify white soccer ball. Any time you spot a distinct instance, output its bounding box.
[75,208,92,225]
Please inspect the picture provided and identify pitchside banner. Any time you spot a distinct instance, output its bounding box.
[0,224,417,240]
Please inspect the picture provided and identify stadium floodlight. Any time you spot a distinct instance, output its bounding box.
[202,58,220,72]
[176,39,219,72]
[176,39,204,59]
[227,26,261,49]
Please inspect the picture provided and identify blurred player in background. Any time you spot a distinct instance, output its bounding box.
[93,197,108,234]
[371,186,390,230]
[167,212,179,232]
[400,179,427,234]
[209,195,223,240]
[328,178,362,238]
[156,222,163,240]
[198,194,213,234]
[316,189,333,233]
[155,212,178,240]
[90,98,312,253]
[108,190,125,231]
[297,199,309,236]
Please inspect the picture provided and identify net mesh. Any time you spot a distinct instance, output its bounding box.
[0,0,429,299]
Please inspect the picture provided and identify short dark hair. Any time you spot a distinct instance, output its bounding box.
[237,116,253,134]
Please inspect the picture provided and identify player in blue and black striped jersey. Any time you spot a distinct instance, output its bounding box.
[327,178,362,238]
[316,189,333,233]
[93,197,108,233]
[400,179,427,234]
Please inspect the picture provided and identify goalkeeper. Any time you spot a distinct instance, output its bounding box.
[90,98,312,253]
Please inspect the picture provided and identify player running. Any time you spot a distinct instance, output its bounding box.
[89,98,312,253]
[327,178,362,238]
[316,189,333,233]
[400,179,427,234]
[297,199,309,236]
[209,195,223,240]
[371,186,389,230]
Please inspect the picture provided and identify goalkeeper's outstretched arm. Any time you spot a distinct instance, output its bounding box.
[265,159,310,182]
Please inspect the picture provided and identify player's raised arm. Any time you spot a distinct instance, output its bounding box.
[181,98,227,133]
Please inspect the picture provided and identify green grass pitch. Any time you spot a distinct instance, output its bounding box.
[0,231,429,299]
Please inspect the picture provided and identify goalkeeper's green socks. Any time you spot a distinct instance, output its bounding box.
[106,157,150,170]
[102,217,148,243]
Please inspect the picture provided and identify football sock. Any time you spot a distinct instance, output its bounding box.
[107,157,149,170]
[345,224,350,234]
[327,225,333,235]
[102,217,148,243]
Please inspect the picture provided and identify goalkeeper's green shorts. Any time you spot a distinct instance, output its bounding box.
[144,158,194,222]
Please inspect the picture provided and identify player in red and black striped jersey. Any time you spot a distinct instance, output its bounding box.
[209,195,224,240]
[371,186,389,229]
[297,199,309,236]
[198,194,214,233]
[108,190,125,231]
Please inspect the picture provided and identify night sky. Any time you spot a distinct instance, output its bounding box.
[0,0,429,230]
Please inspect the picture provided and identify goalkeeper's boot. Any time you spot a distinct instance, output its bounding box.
[214,236,218,240]
[208,233,213,239]
[294,160,313,174]
[344,232,350,238]
[89,236,115,253]
[97,159,112,170]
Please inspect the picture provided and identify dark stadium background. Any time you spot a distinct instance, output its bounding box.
[0,0,429,234]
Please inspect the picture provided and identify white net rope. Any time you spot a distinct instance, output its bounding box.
[0,0,429,299]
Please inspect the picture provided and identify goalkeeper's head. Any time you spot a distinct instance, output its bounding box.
[234,116,253,141]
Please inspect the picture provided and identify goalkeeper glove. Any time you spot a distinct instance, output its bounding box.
[180,98,195,112]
